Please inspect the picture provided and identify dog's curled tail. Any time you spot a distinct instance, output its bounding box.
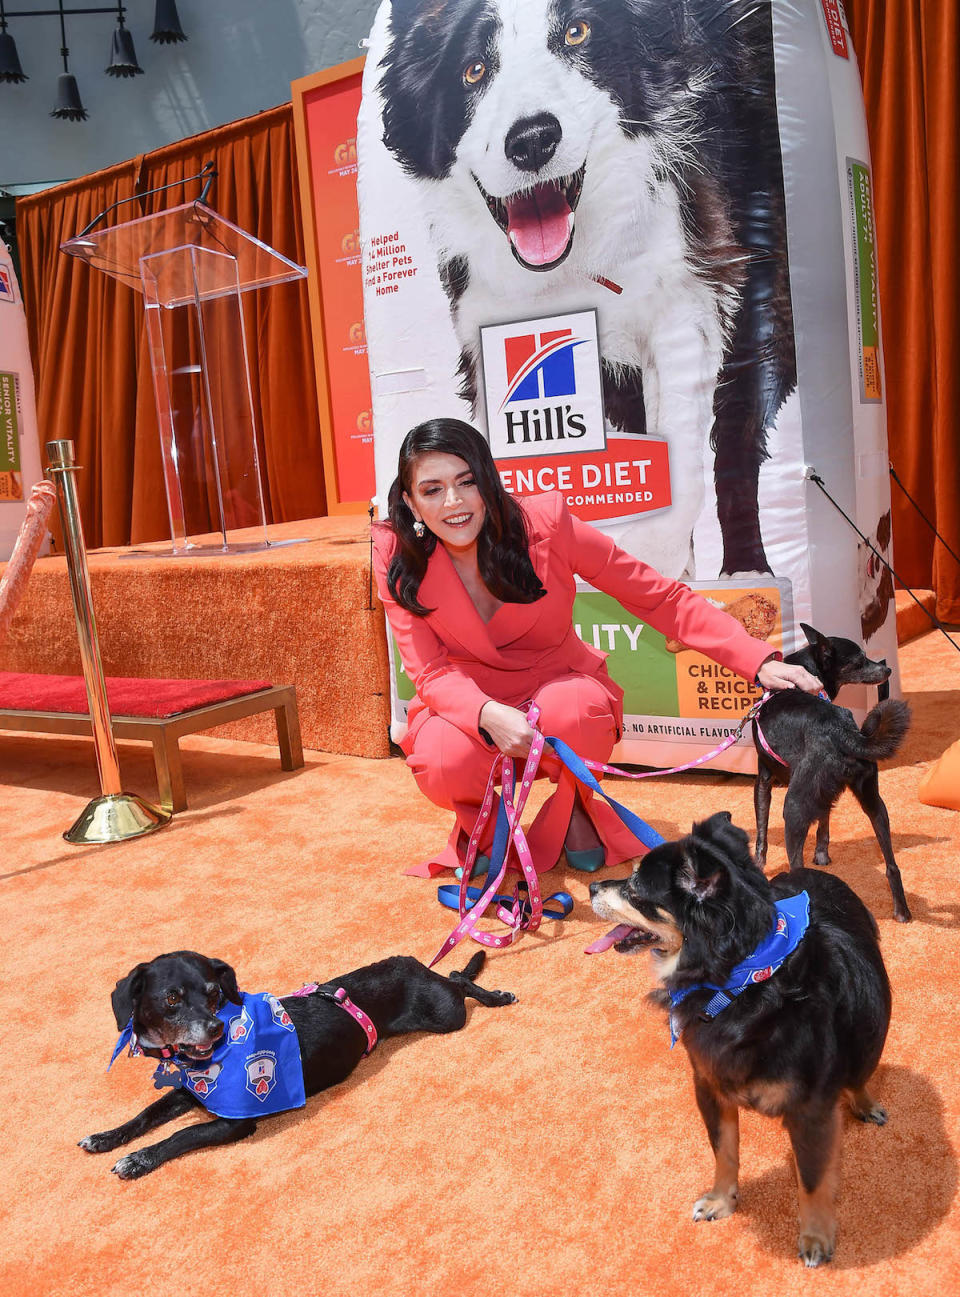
[857,699,911,761]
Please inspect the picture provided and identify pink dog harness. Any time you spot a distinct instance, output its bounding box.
[289,984,378,1055]
[753,690,832,768]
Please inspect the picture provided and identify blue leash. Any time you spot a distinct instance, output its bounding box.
[436,883,574,921]
[544,737,666,851]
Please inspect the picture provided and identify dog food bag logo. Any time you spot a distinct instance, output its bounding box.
[481,310,605,461]
[244,1052,278,1101]
[0,263,14,303]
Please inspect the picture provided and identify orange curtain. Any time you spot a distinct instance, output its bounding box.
[847,1,960,621]
[16,104,326,548]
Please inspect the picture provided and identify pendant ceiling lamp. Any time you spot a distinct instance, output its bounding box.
[50,2,86,120]
[150,0,186,45]
[0,2,27,83]
[106,5,144,78]
[0,0,187,120]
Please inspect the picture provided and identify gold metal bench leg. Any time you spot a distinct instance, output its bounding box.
[275,696,304,771]
[153,729,187,813]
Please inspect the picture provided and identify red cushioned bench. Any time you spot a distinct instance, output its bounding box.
[0,674,304,812]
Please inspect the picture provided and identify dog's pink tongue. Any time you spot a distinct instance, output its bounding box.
[506,184,572,267]
[585,924,636,955]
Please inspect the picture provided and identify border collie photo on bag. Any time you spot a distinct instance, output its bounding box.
[377,0,798,580]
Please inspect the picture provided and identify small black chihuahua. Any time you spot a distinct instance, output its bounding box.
[753,624,911,922]
[81,949,514,1179]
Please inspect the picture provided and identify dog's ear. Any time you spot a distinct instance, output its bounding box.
[678,846,724,901]
[111,963,149,1030]
[692,812,754,870]
[800,623,833,660]
[208,958,242,1006]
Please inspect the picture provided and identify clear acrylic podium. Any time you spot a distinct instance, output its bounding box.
[62,202,309,555]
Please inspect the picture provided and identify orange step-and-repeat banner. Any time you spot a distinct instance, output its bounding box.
[292,59,375,513]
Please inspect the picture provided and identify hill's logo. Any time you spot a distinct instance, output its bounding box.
[481,310,606,460]
[500,330,583,407]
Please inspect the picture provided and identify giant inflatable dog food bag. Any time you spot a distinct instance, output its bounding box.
[357,0,899,770]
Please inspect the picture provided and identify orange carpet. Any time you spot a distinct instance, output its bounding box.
[1,629,958,1296]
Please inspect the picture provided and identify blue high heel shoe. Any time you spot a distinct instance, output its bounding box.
[564,846,605,873]
[455,854,491,881]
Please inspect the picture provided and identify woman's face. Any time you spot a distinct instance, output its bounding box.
[403,451,487,554]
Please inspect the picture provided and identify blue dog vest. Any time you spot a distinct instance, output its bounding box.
[110,991,307,1119]
[668,891,810,1045]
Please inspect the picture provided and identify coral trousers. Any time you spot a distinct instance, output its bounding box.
[405,673,645,876]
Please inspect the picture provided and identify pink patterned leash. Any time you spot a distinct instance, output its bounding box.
[570,691,773,784]
[429,705,552,967]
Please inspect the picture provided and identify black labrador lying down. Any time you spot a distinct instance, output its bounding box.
[81,949,514,1179]
[590,813,891,1268]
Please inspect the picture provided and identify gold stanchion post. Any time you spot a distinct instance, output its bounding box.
[46,439,171,843]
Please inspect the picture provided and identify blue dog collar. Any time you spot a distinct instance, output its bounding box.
[668,891,810,1045]
[110,991,307,1119]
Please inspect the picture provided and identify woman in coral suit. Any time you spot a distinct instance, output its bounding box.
[373,419,820,877]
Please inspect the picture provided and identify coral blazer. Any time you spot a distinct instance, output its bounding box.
[372,492,773,752]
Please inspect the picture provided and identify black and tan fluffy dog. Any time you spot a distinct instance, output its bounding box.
[590,812,891,1267]
[753,623,911,922]
[80,950,514,1179]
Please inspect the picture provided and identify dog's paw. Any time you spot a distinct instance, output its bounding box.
[812,848,831,867]
[112,1150,158,1180]
[692,1190,738,1222]
[79,1130,125,1154]
[854,1102,888,1126]
[798,1231,835,1267]
[496,991,517,1005]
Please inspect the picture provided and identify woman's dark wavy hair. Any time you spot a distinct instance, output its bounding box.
[386,418,547,616]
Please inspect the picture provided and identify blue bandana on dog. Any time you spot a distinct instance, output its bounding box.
[109,991,306,1119]
[668,891,810,1046]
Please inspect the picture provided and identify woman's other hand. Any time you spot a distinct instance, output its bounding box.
[479,701,538,757]
[757,657,823,694]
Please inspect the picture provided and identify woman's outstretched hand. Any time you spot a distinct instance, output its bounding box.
[479,701,538,757]
[756,656,823,694]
